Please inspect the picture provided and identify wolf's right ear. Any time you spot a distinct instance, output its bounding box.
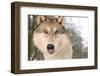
[36,16,46,25]
[56,16,64,26]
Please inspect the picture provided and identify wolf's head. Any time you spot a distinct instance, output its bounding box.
[33,16,72,58]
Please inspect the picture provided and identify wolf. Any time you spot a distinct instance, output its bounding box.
[33,16,73,60]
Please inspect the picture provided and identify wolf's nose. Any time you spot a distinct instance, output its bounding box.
[47,44,54,50]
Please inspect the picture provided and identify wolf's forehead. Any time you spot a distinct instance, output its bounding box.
[45,19,60,26]
[44,22,60,29]
[45,18,56,24]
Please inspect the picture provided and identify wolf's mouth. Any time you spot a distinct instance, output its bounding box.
[48,49,55,54]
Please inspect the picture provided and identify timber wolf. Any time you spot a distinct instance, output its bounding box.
[33,15,73,60]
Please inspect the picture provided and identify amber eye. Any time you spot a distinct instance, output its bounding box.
[43,30,48,34]
[55,30,58,35]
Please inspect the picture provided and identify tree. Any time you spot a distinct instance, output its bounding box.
[65,18,88,58]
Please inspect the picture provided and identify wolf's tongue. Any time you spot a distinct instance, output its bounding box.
[48,49,55,54]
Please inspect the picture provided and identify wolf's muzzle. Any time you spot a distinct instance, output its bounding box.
[47,44,55,54]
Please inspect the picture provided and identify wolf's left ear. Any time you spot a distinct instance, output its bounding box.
[36,16,46,25]
[56,16,64,26]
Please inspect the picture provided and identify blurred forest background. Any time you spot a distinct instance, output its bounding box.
[28,15,88,61]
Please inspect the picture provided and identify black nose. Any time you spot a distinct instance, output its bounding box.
[47,44,54,50]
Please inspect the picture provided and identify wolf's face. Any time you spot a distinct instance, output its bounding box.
[33,16,71,56]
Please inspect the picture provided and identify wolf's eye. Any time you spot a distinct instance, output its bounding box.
[43,30,48,34]
[55,30,59,35]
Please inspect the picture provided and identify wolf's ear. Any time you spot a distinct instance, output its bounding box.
[36,16,46,25]
[56,16,64,26]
